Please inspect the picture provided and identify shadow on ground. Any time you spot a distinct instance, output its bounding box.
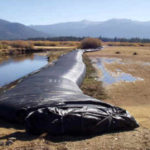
[0,119,137,143]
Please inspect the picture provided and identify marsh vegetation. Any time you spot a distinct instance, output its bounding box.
[80,38,102,49]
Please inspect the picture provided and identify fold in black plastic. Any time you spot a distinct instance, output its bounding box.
[0,50,139,135]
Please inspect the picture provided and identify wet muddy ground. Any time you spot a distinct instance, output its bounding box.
[91,57,144,86]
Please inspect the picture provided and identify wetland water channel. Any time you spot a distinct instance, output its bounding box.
[92,57,143,86]
[0,54,48,87]
[0,54,144,89]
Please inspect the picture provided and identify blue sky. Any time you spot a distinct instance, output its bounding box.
[0,0,150,25]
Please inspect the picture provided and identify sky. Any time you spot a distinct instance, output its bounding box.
[0,0,150,25]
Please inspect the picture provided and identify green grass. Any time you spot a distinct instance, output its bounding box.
[81,54,107,100]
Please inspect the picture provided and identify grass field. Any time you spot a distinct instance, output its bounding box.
[86,45,150,149]
[87,45,150,58]
[0,41,79,56]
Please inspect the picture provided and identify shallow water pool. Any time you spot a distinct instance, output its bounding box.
[93,57,143,86]
[0,54,48,87]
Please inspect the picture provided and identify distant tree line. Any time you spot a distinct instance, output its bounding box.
[28,37,84,41]
[28,36,150,43]
[100,37,150,43]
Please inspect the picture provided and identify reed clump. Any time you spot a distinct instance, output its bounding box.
[80,38,102,49]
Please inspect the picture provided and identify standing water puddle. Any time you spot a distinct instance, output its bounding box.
[0,54,48,87]
[93,57,143,86]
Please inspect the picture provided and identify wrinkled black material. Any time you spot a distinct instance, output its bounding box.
[0,49,138,135]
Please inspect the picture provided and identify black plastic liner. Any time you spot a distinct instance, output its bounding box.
[0,50,139,135]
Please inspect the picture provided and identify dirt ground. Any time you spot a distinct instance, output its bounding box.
[86,46,150,149]
[0,46,150,150]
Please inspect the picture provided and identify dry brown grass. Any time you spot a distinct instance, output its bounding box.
[0,41,79,56]
[47,49,73,63]
[87,46,150,128]
[32,41,80,47]
[103,59,150,129]
[87,46,150,62]
[84,45,150,149]
[80,38,102,49]
[10,41,33,49]
[104,41,150,47]
[0,41,33,49]
[34,46,76,50]
[0,41,34,56]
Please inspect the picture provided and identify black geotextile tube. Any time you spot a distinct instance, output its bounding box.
[0,49,139,135]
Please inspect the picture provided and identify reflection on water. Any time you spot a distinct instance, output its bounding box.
[94,57,143,86]
[0,54,48,87]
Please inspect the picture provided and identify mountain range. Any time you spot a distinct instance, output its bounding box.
[1,19,150,40]
[0,19,46,40]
